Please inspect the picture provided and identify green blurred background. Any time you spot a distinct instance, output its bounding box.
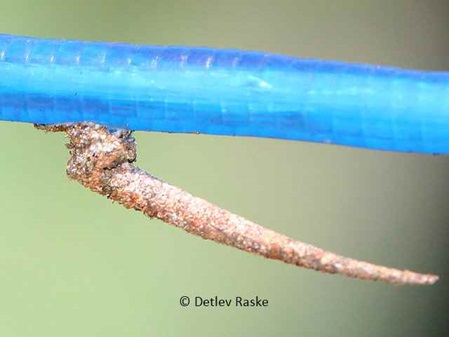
[0,0,447,336]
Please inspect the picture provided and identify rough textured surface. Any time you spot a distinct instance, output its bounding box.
[36,123,439,285]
